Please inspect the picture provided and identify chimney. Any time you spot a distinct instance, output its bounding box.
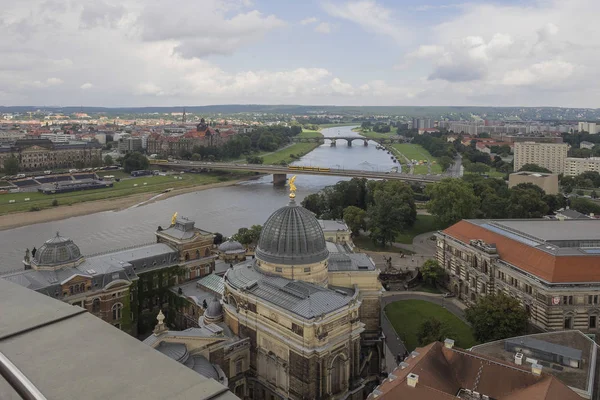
[532,363,542,376]
[399,362,410,369]
[407,373,419,388]
[410,351,419,359]
[444,338,455,349]
[514,352,523,365]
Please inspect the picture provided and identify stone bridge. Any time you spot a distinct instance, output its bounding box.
[290,136,405,147]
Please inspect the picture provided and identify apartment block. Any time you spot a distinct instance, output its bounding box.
[513,142,568,173]
[565,157,600,176]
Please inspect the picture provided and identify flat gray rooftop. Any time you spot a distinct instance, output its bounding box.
[0,279,237,400]
[475,219,600,242]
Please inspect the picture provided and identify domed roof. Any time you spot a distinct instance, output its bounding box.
[204,298,223,319]
[33,232,83,267]
[256,198,328,266]
[218,240,244,253]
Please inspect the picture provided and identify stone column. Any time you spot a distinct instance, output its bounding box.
[273,173,287,186]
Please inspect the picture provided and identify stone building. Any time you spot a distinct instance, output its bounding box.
[508,171,559,195]
[319,219,352,245]
[0,138,102,171]
[2,215,216,337]
[436,219,600,333]
[217,240,247,263]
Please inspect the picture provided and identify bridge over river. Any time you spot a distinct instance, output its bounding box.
[290,136,405,146]
[164,161,443,185]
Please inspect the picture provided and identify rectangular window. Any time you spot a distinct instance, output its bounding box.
[563,296,573,305]
[304,267,310,273]
[590,316,597,329]
[275,267,282,272]
[525,284,532,295]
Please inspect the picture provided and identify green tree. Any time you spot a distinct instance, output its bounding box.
[231,225,262,246]
[103,154,114,166]
[507,183,549,218]
[439,156,453,171]
[3,155,19,175]
[416,318,456,347]
[367,184,416,247]
[122,152,149,173]
[465,294,529,343]
[592,190,598,199]
[91,156,103,168]
[426,178,479,227]
[343,206,367,236]
[301,193,325,216]
[570,197,600,215]
[420,259,446,288]
[213,233,224,245]
[518,163,552,173]
[191,153,201,161]
[246,155,264,164]
[465,162,490,175]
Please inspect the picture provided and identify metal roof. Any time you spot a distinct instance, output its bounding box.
[328,253,376,271]
[505,337,583,361]
[318,219,349,232]
[225,261,354,319]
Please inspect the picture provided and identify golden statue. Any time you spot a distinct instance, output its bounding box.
[288,175,297,198]
[171,212,178,225]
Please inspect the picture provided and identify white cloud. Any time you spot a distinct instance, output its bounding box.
[300,17,318,25]
[502,60,575,86]
[323,1,411,43]
[80,83,94,90]
[315,22,331,34]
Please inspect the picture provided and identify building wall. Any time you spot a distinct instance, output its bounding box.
[513,142,569,173]
[508,173,559,195]
[564,157,600,176]
[436,234,600,333]
[0,145,102,171]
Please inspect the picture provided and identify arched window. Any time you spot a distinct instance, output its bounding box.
[196,249,200,259]
[92,298,100,312]
[112,303,123,320]
[80,283,85,293]
[330,355,347,394]
[185,252,190,261]
[205,248,210,257]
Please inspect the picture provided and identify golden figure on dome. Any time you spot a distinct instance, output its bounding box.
[171,212,178,225]
[288,175,297,198]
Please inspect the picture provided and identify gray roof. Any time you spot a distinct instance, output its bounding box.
[555,209,590,219]
[0,279,238,400]
[328,253,376,271]
[186,355,221,381]
[160,217,211,240]
[318,219,349,232]
[33,232,83,267]
[255,198,329,266]
[225,260,354,319]
[156,342,188,362]
[505,336,582,361]
[218,240,245,253]
[204,297,223,319]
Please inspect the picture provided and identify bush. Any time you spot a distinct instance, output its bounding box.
[51,199,59,207]
[29,206,41,212]
[218,176,229,182]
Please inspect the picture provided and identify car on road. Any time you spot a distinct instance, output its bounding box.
[442,292,455,298]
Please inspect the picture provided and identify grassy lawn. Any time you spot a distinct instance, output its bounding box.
[396,214,445,244]
[96,170,132,179]
[0,172,245,215]
[262,142,320,165]
[464,168,506,179]
[318,123,359,128]
[392,143,442,175]
[352,127,398,139]
[298,129,323,138]
[353,235,415,254]
[385,300,477,351]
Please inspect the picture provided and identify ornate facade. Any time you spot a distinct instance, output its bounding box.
[437,219,600,333]
[0,138,102,171]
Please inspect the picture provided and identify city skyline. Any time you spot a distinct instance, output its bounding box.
[1,0,599,108]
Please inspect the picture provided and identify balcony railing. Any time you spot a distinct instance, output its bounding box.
[0,352,47,400]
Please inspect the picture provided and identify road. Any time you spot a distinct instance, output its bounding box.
[447,154,463,177]
[380,292,467,372]
[164,161,443,183]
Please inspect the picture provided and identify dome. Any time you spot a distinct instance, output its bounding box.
[204,297,223,320]
[33,232,83,267]
[218,240,245,253]
[255,198,328,266]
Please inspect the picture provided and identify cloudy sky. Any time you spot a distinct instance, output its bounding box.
[1,0,599,107]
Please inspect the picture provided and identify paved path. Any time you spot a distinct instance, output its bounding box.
[380,292,468,371]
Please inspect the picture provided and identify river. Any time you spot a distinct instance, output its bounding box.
[0,126,398,273]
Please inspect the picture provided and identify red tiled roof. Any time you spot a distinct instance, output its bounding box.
[443,220,600,283]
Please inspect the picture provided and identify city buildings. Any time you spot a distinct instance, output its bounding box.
[436,219,600,333]
[0,138,102,171]
[0,278,237,400]
[368,339,582,399]
[578,122,598,134]
[580,141,595,150]
[117,136,143,153]
[513,142,569,173]
[2,215,216,336]
[508,171,559,195]
[565,157,600,176]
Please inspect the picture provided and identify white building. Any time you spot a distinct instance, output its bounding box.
[40,133,74,143]
[578,122,598,134]
[513,142,569,173]
[564,157,600,176]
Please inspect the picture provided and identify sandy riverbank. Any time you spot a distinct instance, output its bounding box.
[0,178,252,231]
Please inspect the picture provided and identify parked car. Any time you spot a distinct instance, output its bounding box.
[442,292,455,298]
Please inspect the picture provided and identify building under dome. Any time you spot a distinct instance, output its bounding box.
[216,187,384,400]
[217,239,246,263]
[255,197,330,286]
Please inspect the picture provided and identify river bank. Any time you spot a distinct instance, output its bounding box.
[0,177,257,231]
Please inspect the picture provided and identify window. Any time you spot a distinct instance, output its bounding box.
[235,359,243,375]
[112,303,123,320]
[525,284,533,295]
[330,356,346,394]
[196,249,200,259]
[589,295,599,305]
[564,316,573,329]
[275,267,282,273]
[590,316,597,329]
[304,267,310,273]
[563,296,573,305]
[92,298,100,312]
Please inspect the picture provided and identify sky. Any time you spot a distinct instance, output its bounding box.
[1,0,599,108]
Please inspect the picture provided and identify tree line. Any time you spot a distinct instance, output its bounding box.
[301,178,417,247]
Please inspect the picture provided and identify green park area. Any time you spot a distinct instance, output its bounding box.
[0,172,247,215]
[391,143,442,174]
[297,129,323,138]
[395,214,444,244]
[262,142,321,165]
[352,127,396,139]
[385,300,477,351]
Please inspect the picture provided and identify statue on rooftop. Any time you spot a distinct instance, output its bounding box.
[171,212,178,225]
[288,175,297,198]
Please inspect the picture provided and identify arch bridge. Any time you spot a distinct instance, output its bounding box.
[290,136,405,147]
